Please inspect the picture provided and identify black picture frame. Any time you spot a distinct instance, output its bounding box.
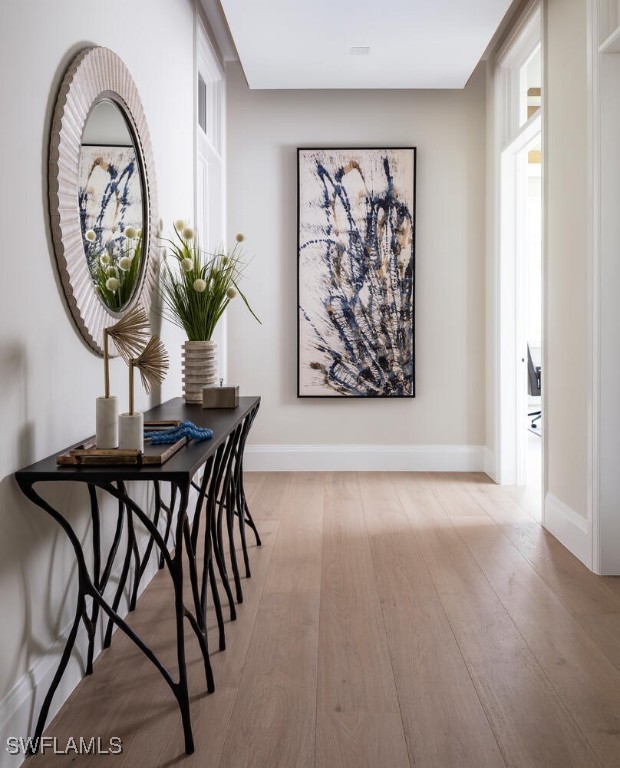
[297,146,416,398]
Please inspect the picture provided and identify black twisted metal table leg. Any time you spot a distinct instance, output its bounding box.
[182,518,214,692]
[208,442,237,623]
[17,478,211,755]
[104,483,133,649]
[159,483,177,569]
[237,404,261,546]
[29,583,86,751]
[85,484,101,675]
[218,425,244,604]
[232,408,258,578]
[189,454,227,650]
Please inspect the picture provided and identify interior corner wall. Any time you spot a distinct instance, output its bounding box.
[0,0,194,758]
[543,0,589,523]
[485,56,498,480]
[225,62,488,470]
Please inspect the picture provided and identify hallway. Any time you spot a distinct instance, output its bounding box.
[35,472,620,768]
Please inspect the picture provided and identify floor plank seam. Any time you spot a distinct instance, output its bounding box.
[391,474,511,768]
[312,474,326,768]
[356,472,415,768]
[214,478,284,768]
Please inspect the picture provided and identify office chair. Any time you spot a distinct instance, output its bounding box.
[527,344,541,429]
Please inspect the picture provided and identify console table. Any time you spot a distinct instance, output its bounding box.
[15,396,261,755]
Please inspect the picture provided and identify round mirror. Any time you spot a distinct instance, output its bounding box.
[79,100,145,312]
[49,47,158,355]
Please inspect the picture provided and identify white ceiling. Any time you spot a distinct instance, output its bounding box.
[215,0,515,89]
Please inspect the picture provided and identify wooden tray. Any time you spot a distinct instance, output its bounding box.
[57,421,188,466]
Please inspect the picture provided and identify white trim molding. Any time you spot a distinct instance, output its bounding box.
[244,444,487,473]
[544,492,591,569]
[484,447,497,480]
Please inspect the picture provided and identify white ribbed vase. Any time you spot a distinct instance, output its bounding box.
[182,340,217,403]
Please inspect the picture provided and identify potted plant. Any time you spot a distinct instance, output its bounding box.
[159,221,260,402]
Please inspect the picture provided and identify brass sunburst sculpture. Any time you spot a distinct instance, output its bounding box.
[102,305,150,398]
[127,335,169,415]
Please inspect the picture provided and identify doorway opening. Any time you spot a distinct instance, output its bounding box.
[495,3,543,520]
[522,134,542,510]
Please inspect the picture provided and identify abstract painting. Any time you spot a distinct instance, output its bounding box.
[78,145,143,273]
[297,147,416,397]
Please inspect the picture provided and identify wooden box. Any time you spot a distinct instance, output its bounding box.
[202,385,239,409]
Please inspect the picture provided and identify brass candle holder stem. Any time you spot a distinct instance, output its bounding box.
[129,361,135,416]
[103,330,110,399]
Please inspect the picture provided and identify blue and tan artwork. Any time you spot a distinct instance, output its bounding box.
[298,147,416,397]
[78,145,143,273]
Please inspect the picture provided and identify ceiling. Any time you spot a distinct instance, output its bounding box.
[209,0,515,90]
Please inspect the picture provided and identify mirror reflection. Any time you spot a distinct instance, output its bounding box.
[78,99,145,312]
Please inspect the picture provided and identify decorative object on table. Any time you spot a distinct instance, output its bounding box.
[96,305,150,448]
[119,336,169,451]
[182,340,217,404]
[145,420,214,445]
[159,221,260,403]
[297,147,416,398]
[56,435,188,466]
[203,379,239,409]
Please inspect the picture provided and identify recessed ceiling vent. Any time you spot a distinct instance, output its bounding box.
[350,46,371,55]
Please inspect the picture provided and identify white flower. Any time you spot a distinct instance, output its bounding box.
[174,219,186,232]
[181,258,194,273]
[106,277,120,291]
[100,254,110,266]
[137,228,142,237]
[193,278,207,293]
[119,256,131,270]
[182,227,195,240]
[226,287,237,299]
[124,225,138,239]
[106,266,116,277]
[85,229,96,242]
[235,233,245,243]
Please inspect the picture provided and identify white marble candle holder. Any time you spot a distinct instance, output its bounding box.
[119,412,144,452]
[96,396,118,449]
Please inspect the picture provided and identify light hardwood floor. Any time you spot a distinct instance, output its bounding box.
[33,472,620,767]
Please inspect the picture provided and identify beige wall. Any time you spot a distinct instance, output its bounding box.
[0,0,194,749]
[226,61,488,449]
[544,0,589,517]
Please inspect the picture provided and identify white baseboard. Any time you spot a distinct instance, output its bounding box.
[244,444,486,472]
[483,447,496,481]
[544,492,591,568]
[0,552,161,768]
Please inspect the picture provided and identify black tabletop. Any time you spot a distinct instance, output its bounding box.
[15,396,260,484]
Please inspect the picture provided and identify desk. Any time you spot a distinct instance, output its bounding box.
[15,396,261,755]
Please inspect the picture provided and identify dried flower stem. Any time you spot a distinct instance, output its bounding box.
[102,305,150,398]
[128,336,169,415]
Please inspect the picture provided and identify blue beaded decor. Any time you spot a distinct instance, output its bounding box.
[146,420,214,444]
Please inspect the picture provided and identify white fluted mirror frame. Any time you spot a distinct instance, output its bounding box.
[49,46,158,356]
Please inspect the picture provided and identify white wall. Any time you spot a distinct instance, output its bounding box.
[226,61,488,468]
[0,0,194,757]
[544,0,589,519]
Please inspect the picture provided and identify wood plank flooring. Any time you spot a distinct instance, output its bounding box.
[33,472,620,767]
